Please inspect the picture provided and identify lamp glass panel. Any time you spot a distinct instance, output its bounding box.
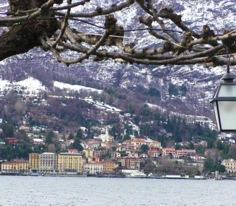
[218,85,236,97]
[213,86,219,98]
[213,102,220,131]
[218,101,236,130]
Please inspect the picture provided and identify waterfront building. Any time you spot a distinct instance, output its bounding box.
[84,162,103,175]
[29,153,40,170]
[39,152,57,173]
[222,159,236,173]
[101,160,116,173]
[58,152,83,173]
[1,159,28,173]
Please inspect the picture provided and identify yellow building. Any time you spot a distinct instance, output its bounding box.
[29,153,40,170]
[222,159,236,173]
[1,159,29,173]
[131,138,146,150]
[58,153,83,173]
[148,140,162,149]
[83,148,94,158]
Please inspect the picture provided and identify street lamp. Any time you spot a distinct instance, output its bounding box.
[211,66,236,132]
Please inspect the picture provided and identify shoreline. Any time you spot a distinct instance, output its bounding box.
[1,172,235,180]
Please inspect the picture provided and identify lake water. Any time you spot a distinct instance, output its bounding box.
[0,176,235,206]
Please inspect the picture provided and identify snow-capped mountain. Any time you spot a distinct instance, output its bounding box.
[0,0,234,121]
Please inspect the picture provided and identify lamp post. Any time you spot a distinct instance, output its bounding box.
[211,66,236,132]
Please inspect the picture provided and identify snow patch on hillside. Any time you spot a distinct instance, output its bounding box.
[54,81,103,94]
[0,79,9,90]
[0,77,47,94]
[84,97,122,113]
[14,77,47,94]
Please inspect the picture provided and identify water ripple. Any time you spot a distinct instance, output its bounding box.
[0,177,236,206]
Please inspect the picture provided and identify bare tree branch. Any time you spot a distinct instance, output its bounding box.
[0,0,235,68]
[52,0,72,47]
[55,0,135,18]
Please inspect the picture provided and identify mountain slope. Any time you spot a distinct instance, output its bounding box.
[0,0,233,128]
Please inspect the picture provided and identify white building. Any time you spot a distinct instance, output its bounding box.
[97,128,114,142]
[83,162,103,175]
[33,138,44,145]
[39,152,57,173]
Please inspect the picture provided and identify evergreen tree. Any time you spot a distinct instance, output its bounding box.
[46,130,54,144]
[76,128,83,139]
[73,135,83,151]
[140,144,149,153]
[1,122,14,137]
[68,132,74,140]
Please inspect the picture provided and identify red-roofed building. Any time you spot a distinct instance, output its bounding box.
[176,149,196,156]
[162,148,176,156]
[5,138,23,145]
[148,149,160,158]
[131,138,146,150]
